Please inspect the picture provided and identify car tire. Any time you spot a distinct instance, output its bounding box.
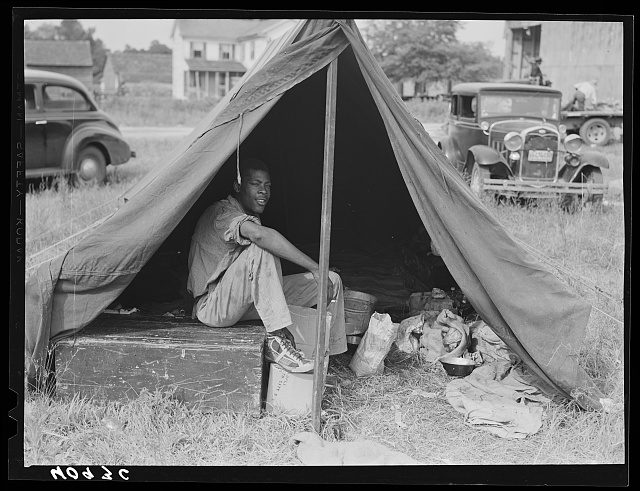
[75,146,107,187]
[469,163,491,199]
[579,118,611,146]
[561,168,604,212]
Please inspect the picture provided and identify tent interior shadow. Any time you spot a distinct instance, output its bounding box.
[117,45,457,318]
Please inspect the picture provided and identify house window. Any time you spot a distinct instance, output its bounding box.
[42,85,91,111]
[220,43,234,60]
[250,40,255,60]
[191,41,205,58]
[188,71,206,89]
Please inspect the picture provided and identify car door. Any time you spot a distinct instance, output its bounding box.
[41,84,93,167]
[24,82,47,169]
[446,95,469,172]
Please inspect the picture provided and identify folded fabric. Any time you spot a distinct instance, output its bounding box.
[469,321,517,364]
[445,362,549,439]
[292,432,421,465]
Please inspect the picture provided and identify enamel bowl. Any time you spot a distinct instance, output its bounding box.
[440,356,476,377]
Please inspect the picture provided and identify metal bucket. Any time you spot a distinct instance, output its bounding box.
[343,290,377,335]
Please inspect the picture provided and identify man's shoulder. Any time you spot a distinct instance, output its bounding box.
[201,196,238,216]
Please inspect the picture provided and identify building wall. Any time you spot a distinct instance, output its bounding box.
[504,21,624,104]
[539,21,623,104]
[26,65,93,91]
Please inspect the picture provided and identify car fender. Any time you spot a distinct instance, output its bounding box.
[466,145,513,177]
[62,122,132,171]
[560,151,610,182]
[579,150,610,169]
[437,136,464,167]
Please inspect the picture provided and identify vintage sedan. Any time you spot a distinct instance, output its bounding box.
[24,68,134,185]
[438,82,608,206]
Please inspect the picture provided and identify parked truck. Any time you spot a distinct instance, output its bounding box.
[560,107,623,146]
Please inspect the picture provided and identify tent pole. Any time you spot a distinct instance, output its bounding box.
[311,58,338,433]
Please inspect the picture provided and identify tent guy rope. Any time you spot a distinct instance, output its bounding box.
[27,196,119,245]
[513,235,623,305]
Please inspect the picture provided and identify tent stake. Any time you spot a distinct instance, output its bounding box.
[311,59,338,433]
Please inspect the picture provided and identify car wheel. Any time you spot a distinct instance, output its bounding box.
[75,146,107,186]
[561,168,604,212]
[579,118,611,146]
[469,163,491,199]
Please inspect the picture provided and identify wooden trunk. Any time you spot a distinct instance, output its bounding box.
[54,314,267,413]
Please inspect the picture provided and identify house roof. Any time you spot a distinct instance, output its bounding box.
[185,58,246,73]
[172,19,294,41]
[24,40,93,67]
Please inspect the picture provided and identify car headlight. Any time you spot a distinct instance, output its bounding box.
[564,134,583,153]
[480,121,490,131]
[504,132,523,151]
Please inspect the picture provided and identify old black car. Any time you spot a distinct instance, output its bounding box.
[438,82,608,206]
[25,68,134,185]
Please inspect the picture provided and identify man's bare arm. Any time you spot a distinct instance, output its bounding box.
[240,221,334,299]
[241,221,318,272]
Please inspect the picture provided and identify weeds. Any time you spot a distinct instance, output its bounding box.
[24,128,625,466]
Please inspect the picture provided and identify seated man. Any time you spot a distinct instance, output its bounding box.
[563,80,598,111]
[187,157,347,373]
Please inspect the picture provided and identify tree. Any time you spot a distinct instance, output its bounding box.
[148,40,171,54]
[24,22,58,40]
[364,20,502,86]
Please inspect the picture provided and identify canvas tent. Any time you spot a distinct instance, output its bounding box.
[25,19,605,411]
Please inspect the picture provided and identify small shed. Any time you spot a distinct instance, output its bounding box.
[24,39,94,91]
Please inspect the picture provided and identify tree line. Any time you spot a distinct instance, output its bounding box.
[24,19,501,89]
[363,20,502,88]
[24,20,172,77]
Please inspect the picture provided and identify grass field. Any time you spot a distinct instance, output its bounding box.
[23,119,626,467]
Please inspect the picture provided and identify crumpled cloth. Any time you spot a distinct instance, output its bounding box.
[445,361,550,439]
[292,432,421,465]
[469,321,518,364]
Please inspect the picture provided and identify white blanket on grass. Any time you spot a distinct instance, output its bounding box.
[445,361,549,439]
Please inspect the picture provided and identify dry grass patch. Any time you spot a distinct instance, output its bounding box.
[24,132,626,467]
[26,136,180,270]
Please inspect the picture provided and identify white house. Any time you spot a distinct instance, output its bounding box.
[171,19,297,100]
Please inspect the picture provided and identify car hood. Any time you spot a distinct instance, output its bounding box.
[489,119,558,136]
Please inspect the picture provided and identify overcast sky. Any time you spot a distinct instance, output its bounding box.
[24,19,506,57]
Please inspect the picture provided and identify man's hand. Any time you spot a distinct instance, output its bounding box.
[270,327,297,348]
[312,271,335,306]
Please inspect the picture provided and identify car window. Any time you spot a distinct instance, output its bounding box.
[459,96,476,119]
[25,84,37,112]
[479,93,560,119]
[43,85,92,111]
[450,96,458,116]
